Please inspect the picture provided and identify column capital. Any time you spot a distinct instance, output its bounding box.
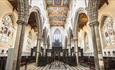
[75,52,78,53]
[67,44,71,46]
[17,20,26,25]
[89,21,98,27]
[43,43,47,45]
[73,38,78,41]
[37,34,42,40]
[89,20,97,27]
[36,52,40,53]
[38,38,42,41]
[95,21,99,26]
[37,37,42,40]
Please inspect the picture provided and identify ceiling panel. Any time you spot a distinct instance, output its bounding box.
[46,0,70,27]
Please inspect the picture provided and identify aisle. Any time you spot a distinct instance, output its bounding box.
[20,61,90,70]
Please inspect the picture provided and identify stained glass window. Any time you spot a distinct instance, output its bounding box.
[63,0,69,5]
[103,16,115,46]
[0,15,14,46]
[53,29,62,42]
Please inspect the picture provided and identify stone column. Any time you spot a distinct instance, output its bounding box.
[67,37,71,56]
[65,38,67,49]
[16,23,27,70]
[68,33,71,56]
[5,48,14,70]
[88,0,105,70]
[89,23,100,70]
[43,43,47,56]
[12,0,29,70]
[36,36,41,66]
[43,31,47,56]
[73,38,79,65]
[12,9,25,70]
[68,44,71,56]
[95,22,105,70]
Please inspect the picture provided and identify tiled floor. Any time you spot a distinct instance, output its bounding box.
[20,61,90,70]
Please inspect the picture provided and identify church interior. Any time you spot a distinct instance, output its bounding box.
[0,0,115,70]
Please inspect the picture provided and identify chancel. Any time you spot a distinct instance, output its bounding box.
[0,0,115,70]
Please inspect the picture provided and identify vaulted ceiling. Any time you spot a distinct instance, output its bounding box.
[46,0,70,27]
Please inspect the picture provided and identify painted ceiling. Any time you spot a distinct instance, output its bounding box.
[46,0,70,27]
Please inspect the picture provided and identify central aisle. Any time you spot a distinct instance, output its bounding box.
[20,61,90,70]
[41,61,72,70]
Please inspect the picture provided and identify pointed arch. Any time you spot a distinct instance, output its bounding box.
[73,8,88,37]
[53,28,62,42]
[29,6,43,39]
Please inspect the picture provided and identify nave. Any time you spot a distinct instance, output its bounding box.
[20,61,90,70]
[0,0,115,70]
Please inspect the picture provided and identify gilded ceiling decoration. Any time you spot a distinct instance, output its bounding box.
[46,0,70,27]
